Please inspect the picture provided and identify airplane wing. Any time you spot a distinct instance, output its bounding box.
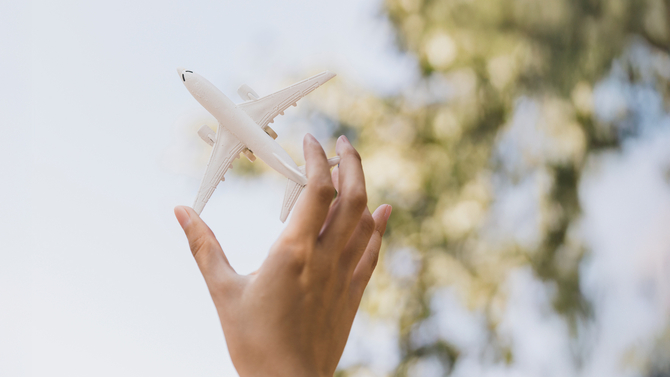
[193,126,247,214]
[237,71,336,131]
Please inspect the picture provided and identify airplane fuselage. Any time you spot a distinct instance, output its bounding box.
[181,70,304,184]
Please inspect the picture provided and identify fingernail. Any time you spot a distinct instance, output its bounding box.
[336,135,348,152]
[175,206,191,229]
[384,205,392,220]
[305,133,316,142]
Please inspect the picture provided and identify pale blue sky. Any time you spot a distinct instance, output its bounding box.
[0,1,412,375]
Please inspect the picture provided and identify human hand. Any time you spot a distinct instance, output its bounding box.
[174,134,391,377]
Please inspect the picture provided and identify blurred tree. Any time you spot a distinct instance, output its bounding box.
[308,0,670,375]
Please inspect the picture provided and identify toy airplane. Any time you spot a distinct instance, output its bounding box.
[177,68,339,222]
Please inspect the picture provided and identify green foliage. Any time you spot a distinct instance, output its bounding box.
[315,0,670,374]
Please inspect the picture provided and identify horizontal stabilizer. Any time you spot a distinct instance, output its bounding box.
[327,156,340,168]
[237,84,259,101]
[296,156,340,175]
[197,125,216,146]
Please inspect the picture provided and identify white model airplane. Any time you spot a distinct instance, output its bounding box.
[177,68,339,222]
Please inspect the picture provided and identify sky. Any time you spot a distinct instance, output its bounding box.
[2,1,670,377]
[0,0,413,376]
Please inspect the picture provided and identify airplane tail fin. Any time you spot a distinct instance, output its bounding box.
[278,156,341,222]
[280,178,306,222]
[193,201,205,215]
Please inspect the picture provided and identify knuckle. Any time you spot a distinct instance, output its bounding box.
[346,187,368,210]
[286,252,308,273]
[314,181,336,202]
[189,233,213,257]
[359,213,376,236]
[274,236,309,268]
[309,262,334,285]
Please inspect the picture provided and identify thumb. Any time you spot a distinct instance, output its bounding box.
[174,206,237,289]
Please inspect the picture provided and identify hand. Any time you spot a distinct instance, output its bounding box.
[174,134,391,377]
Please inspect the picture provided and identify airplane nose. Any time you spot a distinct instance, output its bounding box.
[177,67,194,82]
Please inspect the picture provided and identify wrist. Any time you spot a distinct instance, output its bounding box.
[235,362,327,377]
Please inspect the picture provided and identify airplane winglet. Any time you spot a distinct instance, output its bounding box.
[322,71,336,83]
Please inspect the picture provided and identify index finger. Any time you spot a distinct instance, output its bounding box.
[319,135,368,250]
[283,134,336,242]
